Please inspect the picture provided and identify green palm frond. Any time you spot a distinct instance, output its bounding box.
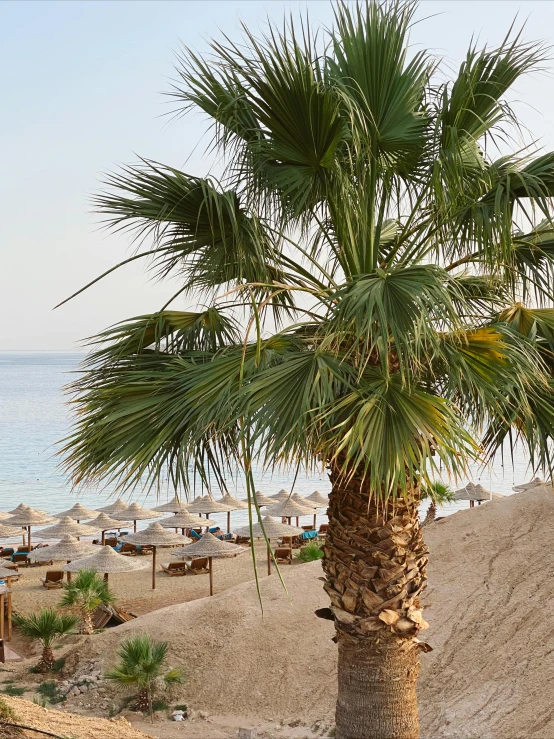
[12,609,77,649]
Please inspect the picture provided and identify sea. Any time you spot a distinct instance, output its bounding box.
[0,352,536,542]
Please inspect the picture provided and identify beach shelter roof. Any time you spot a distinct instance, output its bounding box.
[0,566,19,579]
[253,491,276,507]
[27,535,97,563]
[235,516,304,539]
[112,502,160,522]
[513,478,548,492]
[4,507,55,527]
[266,498,314,518]
[0,511,13,521]
[39,516,99,540]
[185,496,232,514]
[123,522,191,547]
[152,496,188,513]
[454,483,492,502]
[0,524,24,539]
[305,490,329,508]
[158,511,213,528]
[63,546,148,574]
[96,499,130,514]
[291,492,317,509]
[216,494,248,511]
[171,532,246,559]
[7,503,46,516]
[86,513,130,531]
[268,489,291,502]
[55,503,98,520]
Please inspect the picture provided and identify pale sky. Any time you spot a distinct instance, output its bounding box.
[2,0,554,350]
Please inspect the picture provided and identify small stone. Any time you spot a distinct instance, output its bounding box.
[199,711,209,720]
[238,729,256,739]
[288,719,301,728]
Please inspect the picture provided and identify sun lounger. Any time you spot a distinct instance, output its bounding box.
[119,543,139,556]
[160,561,187,576]
[274,547,293,564]
[235,535,251,546]
[190,529,202,539]
[318,524,329,538]
[0,548,14,558]
[41,571,64,589]
[11,553,29,567]
[186,558,209,575]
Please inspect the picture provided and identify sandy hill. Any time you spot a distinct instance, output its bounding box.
[78,484,554,739]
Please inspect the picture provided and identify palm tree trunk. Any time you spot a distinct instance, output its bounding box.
[322,467,429,739]
[38,646,55,673]
[135,687,150,714]
[81,610,94,635]
[422,501,436,527]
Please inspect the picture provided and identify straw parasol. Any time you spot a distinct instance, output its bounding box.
[291,493,318,527]
[55,503,98,522]
[39,516,98,541]
[4,506,56,549]
[6,504,46,516]
[0,523,24,539]
[269,489,291,502]
[152,496,189,513]
[253,491,276,507]
[27,535,98,581]
[85,513,131,545]
[63,545,148,583]
[513,478,549,492]
[158,511,214,534]
[215,494,248,533]
[305,490,329,528]
[186,496,232,516]
[171,532,246,596]
[96,499,130,514]
[0,511,13,521]
[123,523,191,590]
[235,516,304,574]
[267,498,314,525]
[0,567,19,641]
[112,502,160,533]
[454,482,492,507]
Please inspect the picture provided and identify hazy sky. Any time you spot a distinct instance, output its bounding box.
[2,0,554,350]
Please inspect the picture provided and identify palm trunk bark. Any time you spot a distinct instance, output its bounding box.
[322,468,429,739]
[38,646,54,673]
[422,501,436,527]
[80,610,94,635]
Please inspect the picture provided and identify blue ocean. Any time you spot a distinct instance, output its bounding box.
[0,352,533,537]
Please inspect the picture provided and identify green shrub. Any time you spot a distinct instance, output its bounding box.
[295,542,324,562]
[36,681,64,704]
[152,698,169,712]
[51,657,66,674]
[173,703,189,714]
[1,686,25,697]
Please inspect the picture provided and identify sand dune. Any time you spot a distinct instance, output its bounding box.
[69,485,554,738]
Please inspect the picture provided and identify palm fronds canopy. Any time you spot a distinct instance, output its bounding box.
[60,1,554,504]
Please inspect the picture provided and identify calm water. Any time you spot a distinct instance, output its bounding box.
[0,352,535,541]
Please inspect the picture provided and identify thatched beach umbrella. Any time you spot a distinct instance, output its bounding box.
[123,523,191,590]
[513,478,549,492]
[0,512,13,521]
[291,493,319,528]
[186,496,231,517]
[454,482,492,508]
[152,496,188,513]
[55,503,98,522]
[305,490,329,528]
[39,516,98,541]
[85,513,131,545]
[158,511,214,534]
[215,494,248,533]
[0,523,24,540]
[253,491,276,507]
[96,499,130,514]
[235,516,303,574]
[4,506,56,550]
[0,567,19,641]
[268,498,315,526]
[63,545,147,583]
[27,534,98,581]
[269,489,291,502]
[113,502,160,533]
[6,504,46,516]
[171,532,246,596]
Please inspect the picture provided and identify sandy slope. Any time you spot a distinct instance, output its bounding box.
[36,485,554,738]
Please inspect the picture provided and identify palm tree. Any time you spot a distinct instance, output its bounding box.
[105,636,182,720]
[59,3,554,737]
[59,569,115,635]
[421,481,455,526]
[12,609,77,672]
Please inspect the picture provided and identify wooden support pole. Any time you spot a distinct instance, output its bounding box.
[209,557,213,596]
[104,573,109,583]
[152,547,157,591]
[227,511,231,534]
[0,595,4,642]
[6,590,12,642]
[313,513,317,530]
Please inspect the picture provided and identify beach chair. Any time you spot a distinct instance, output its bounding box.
[0,548,14,558]
[119,543,139,556]
[160,561,187,577]
[190,529,202,539]
[11,553,29,567]
[235,536,251,546]
[41,571,64,589]
[318,524,329,538]
[104,537,118,547]
[274,547,293,564]
[186,558,209,575]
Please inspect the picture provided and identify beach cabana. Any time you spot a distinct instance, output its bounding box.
[27,534,98,580]
[63,545,147,583]
[85,513,131,545]
[185,496,231,517]
[266,498,315,526]
[113,502,160,533]
[171,533,246,596]
[305,490,329,528]
[4,506,56,550]
[268,489,291,502]
[215,494,248,533]
[123,523,190,590]
[6,504,46,516]
[253,491,276,507]
[454,483,493,508]
[55,503,98,522]
[235,516,303,574]
[96,499,130,515]
[39,516,98,541]
[152,496,189,514]
[158,511,214,534]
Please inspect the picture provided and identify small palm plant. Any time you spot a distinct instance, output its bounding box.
[421,482,455,526]
[296,542,325,562]
[12,609,77,673]
[59,569,115,635]
[105,636,183,720]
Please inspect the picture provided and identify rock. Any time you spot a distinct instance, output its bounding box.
[238,729,257,739]
[199,711,210,720]
[79,684,88,694]
[288,719,302,728]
